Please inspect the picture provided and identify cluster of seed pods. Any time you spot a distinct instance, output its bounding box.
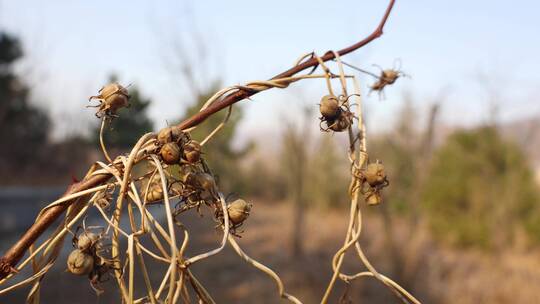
[148,126,252,233]
[318,92,389,206]
[66,227,114,294]
[318,94,355,132]
[361,162,389,206]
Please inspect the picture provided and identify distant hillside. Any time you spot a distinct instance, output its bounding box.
[501,118,540,162]
[500,117,540,182]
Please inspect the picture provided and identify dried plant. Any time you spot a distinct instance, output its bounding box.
[0,1,421,303]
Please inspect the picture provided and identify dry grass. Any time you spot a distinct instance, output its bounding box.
[2,200,539,303]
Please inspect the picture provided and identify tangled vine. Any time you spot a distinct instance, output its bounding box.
[0,0,421,303]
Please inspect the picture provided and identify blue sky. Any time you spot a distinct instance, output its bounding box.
[0,0,538,140]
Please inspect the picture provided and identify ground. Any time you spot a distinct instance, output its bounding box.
[2,200,540,303]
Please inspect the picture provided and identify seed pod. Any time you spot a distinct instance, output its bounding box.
[319,95,341,120]
[145,183,164,202]
[77,232,98,252]
[192,173,217,193]
[187,172,218,202]
[183,141,201,163]
[227,198,252,225]
[178,165,197,184]
[366,192,382,206]
[67,249,94,276]
[370,80,385,92]
[157,126,183,145]
[161,142,181,164]
[328,113,352,132]
[364,163,387,187]
[382,70,400,84]
[92,83,130,116]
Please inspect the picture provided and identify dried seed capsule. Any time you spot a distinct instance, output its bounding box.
[161,142,181,164]
[183,141,201,163]
[382,70,400,84]
[187,172,218,202]
[371,69,403,93]
[319,95,341,120]
[157,126,183,145]
[89,83,130,117]
[77,232,98,252]
[67,249,94,276]
[328,113,352,132]
[145,183,164,202]
[178,165,197,184]
[227,199,252,225]
[364,163,387,187]
[370,80,385,92]
[192,173,217,193]
[366,192,382,206]
[101,83,129,107]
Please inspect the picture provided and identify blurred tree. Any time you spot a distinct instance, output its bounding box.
[177,81,253,193]
[0,31,50,173]
[92,75,153,149]
[369,97,440,293]
[244,156,287,200]
[422,126,540,248]
[309,135,349,209]
[372,98,420,213]
[280,107,312,258]
[369,97,441,218]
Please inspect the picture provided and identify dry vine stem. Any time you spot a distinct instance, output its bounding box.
[0,0,421,303]
[0,0,395,277]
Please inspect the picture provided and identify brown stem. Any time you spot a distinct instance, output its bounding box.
[0,0,396,280]
[178,0,395,130]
